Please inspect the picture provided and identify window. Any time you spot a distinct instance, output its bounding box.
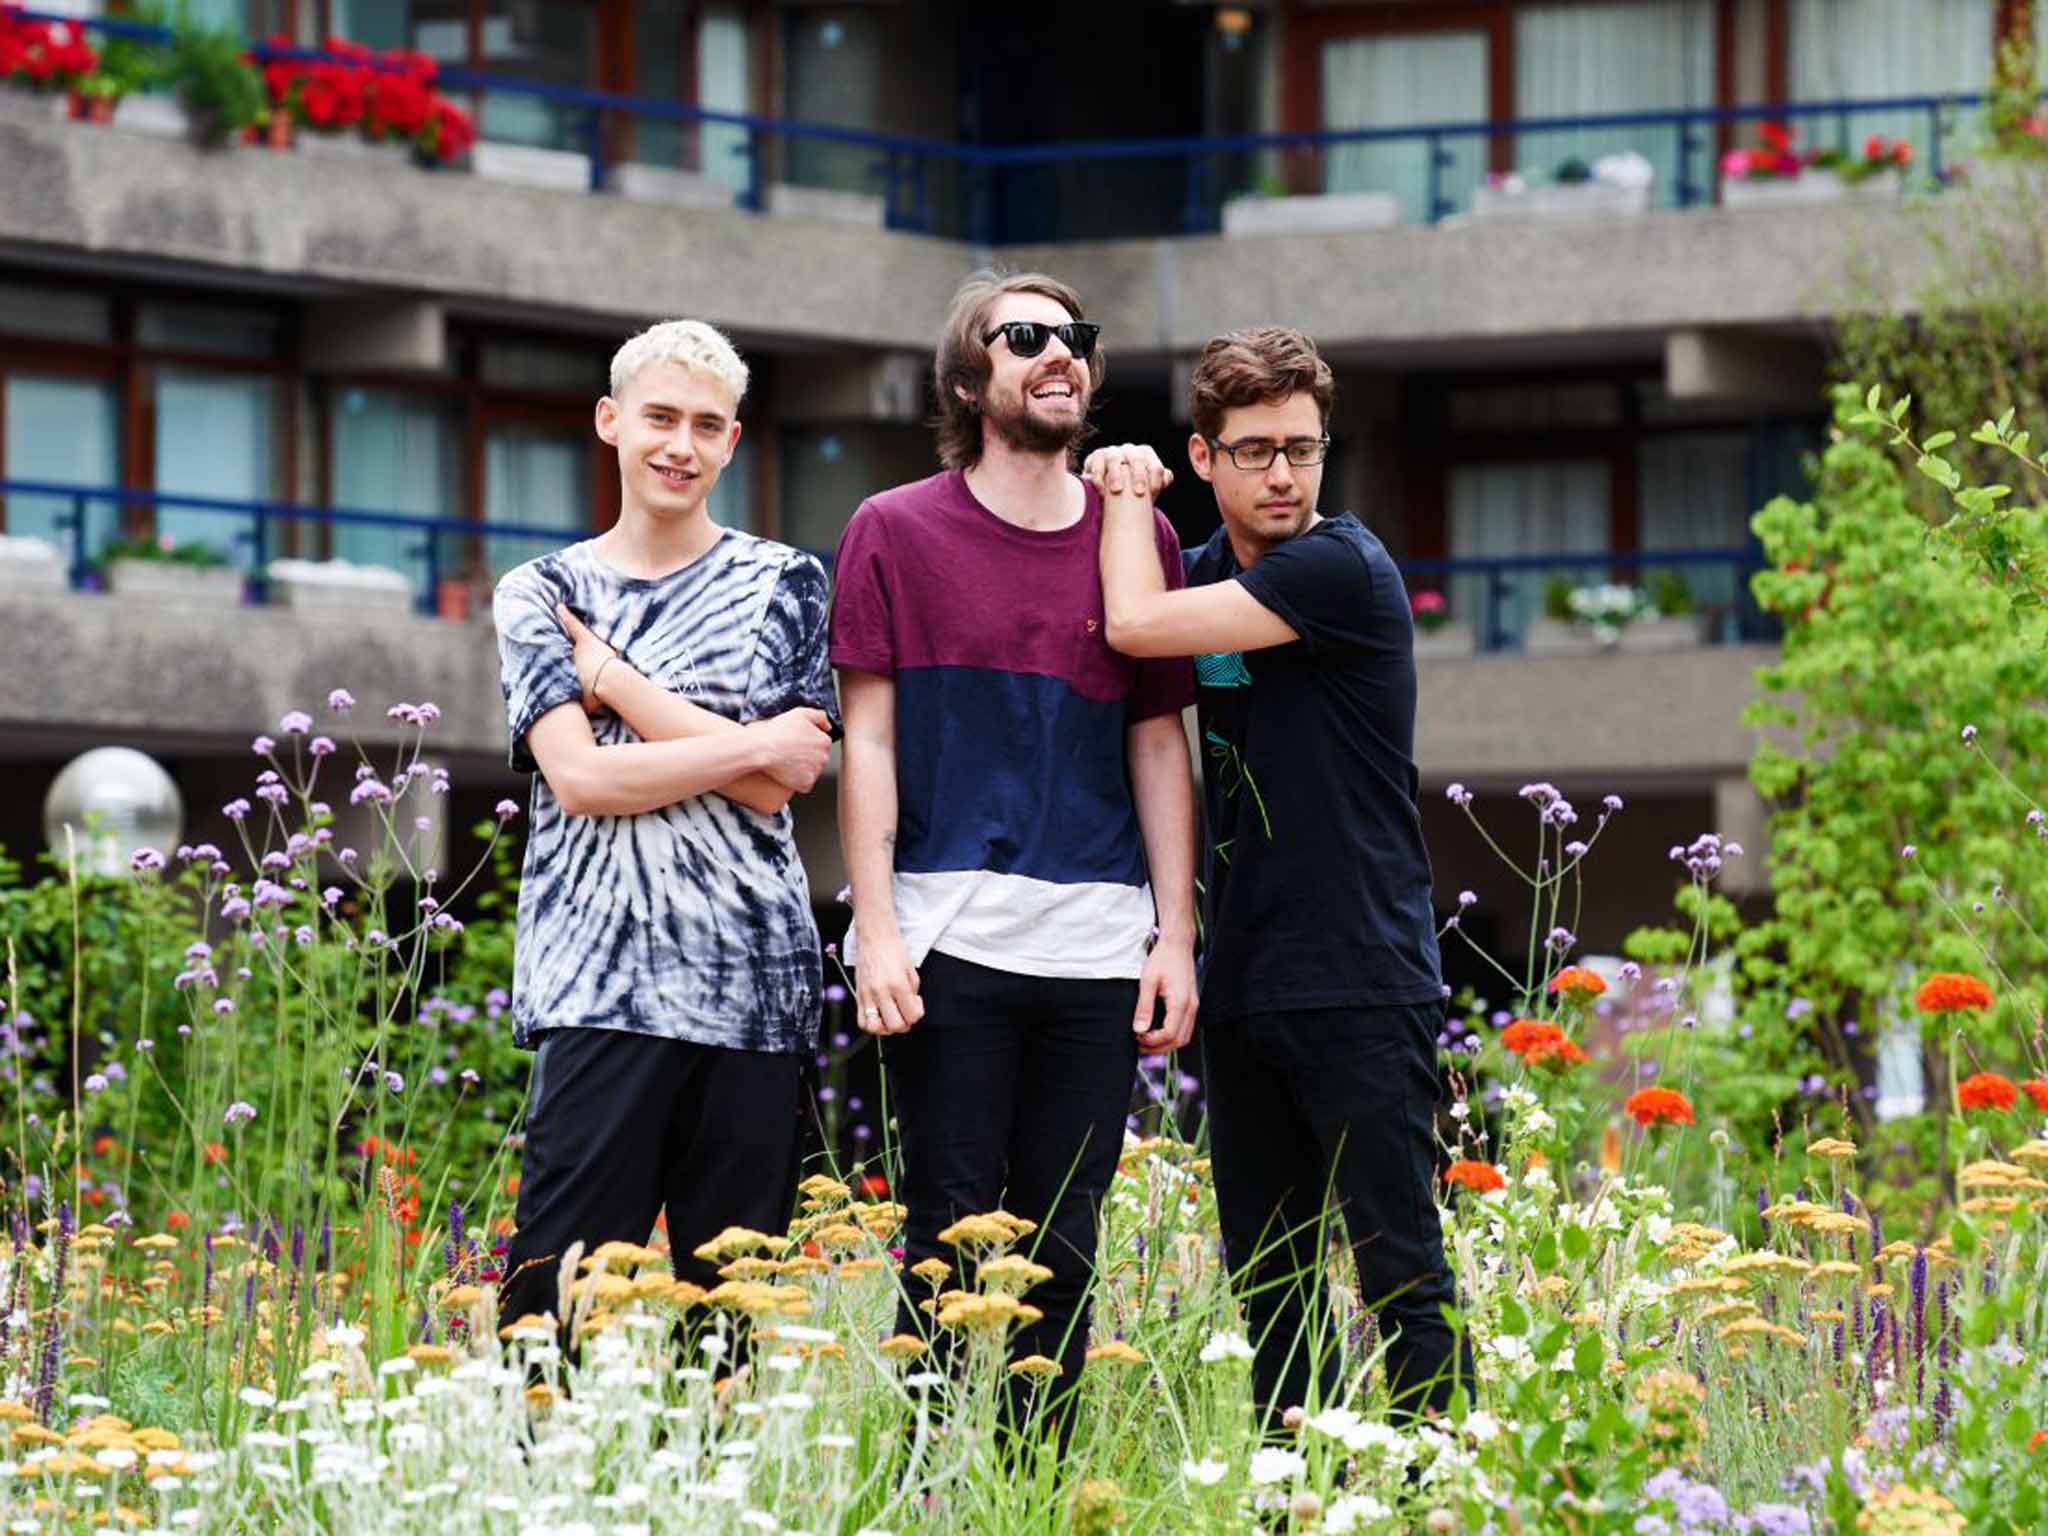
[1638,433,1751,617]
[483,422,585,577]
[0,284,112,345]
[634,2,753,191]
[1447,460,1611,646]
[137,302,280,361]
[1790,0,1995,152]
[1514,2,1715,200]
[153,367,278,565]
[330,387,461,580]
[1321,31,1489,222]
[2,374,121,562]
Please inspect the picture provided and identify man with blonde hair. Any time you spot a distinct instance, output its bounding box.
[1089,326,1467,1429]
[493,319,837,1333]
[831,271,1198,1432]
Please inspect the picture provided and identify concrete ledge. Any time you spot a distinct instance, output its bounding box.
[1415,643,1777,787]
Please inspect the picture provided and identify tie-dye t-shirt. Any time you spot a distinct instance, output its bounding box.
[493,533,838,1054]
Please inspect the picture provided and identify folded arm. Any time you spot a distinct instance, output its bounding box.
[524,702,784,818]
[591,658,794,816]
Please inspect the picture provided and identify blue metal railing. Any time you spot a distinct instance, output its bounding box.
[0,478,585,614]
[3,476,1762,650]
[23,8,2006,241]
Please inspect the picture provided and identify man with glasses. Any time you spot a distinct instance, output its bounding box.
[830,271,1197,1435]
[1086,327,1467,1431]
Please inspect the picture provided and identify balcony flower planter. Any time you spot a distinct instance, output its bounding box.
[765,182,886,228]
[296,129,415,168]
[68,90,116,125]
[1220,190,1401,236]
[1467,179,1651,222]
[1720,167,1903,209]
[1523,618,1618,657]
[471,141,591,191]
[112,93,192,140]
[1412,622,1478,659]
[105,558,244,604]
[0,89,67,128]
[1616,613,1712,652]
[608,162,736,210]
[267,557,413,615]
[0,535,67,595]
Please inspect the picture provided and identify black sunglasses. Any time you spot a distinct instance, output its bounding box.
[981,320,1101,361]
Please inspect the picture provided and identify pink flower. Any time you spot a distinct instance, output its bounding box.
[494,799,520,820]
[327,688,355,713]
[252,735,276,756]
[279,710,313,735]
[1719,148,1752,178]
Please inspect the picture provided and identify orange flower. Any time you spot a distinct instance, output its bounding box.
[2031,1428,2047,1453]
[202,1141,227,1166]
[1916,973,1994,1013]
[1624,1087,1695,1127]
[165,1210,190,1232]
[1526,1038,1589,1072]
[1443,1160,1505,1194]
[92,1134,116,1157]
[2021,1080,2048,1113]
[1501,1019,1566,1057]
[1548,966,1607,1002]
[1957,1072,2017,1112]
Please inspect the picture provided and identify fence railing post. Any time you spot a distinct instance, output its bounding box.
[586,104,606,193]
[741,125,763,212]
[420,530,441,617]
[1676,120,1698,207]
[1929,102,1944,184]
[1427,133,1448,223]
[68,491,89,591]
[248,505,269,605]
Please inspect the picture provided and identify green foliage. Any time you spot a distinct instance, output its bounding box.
[168,11,264,147]
[93,532,228,572]
[1646,567,1693,617]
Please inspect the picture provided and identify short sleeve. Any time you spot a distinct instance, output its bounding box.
[493,564,584,774]
[745,555,842,735]
[1129,511,1199,723]
[828,502,895,676]
[1234,526,1375,653]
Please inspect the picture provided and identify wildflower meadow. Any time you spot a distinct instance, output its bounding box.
[2,393,2047,1535]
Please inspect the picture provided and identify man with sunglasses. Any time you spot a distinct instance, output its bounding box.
[830,271,1197,1434]
[1086,327,1466,1432]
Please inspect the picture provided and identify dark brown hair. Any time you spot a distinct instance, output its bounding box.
[1188,327,1336,441]
[932,270,1107,469]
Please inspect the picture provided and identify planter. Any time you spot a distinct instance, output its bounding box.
[267,558,413,615]
[1466,179,1651,221]
[105,559,244,604]
[765,181,886,228]
[0,89,67,128]
[1523,618,1617,658]
[434,576,471,622]
[1412,622,1478,659]
[112,93,191,140]
[297,130,417,168]
[0,535,68,595]
[607,162,736,210]
[1220,189,1401,236]
[67,91,116,125]
[471,140,591,191]
[1616,613,1712,653]
[1720,167,1903,209]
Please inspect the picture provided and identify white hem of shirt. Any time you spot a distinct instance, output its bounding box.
[843,868,1156,981]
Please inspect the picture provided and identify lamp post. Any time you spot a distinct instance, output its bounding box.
[42,747,184,876]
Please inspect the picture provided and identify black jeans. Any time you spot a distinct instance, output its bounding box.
[1204,1002,1472,1426]
[882,951,1138,1419]
[498,1027,807,1331]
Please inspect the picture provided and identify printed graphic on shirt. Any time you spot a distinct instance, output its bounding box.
[1195,651,1252,689]
[494,533,837,1054]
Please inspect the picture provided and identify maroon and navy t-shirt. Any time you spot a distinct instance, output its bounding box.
[830,469,1195,979]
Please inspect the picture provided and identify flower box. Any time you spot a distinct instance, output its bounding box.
[1523,619,1617,657]
[111,93,192,140]
[296,131,416,169]
[1720,168,1903,209]
[1616,613,1712,653]
[0,534,67,594]
[0,88,67,128]
[471,141,592,191]
[1412,622,1478,659]
[607,162,736,210]
[1467,179,1651,222]
[105,558,245,604]
[765,182,886,228]
[266,557,413,615]
[1220,190,1401,236]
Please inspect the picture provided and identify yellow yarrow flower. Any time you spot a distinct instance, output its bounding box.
[978,1254,1055,1295]
[1086,1341,1145,1365]
[1806,1137,1858,1160]
[1855,1484,1963,1535]
[1007,1354,1063,1380]
[878,1334,928,1362]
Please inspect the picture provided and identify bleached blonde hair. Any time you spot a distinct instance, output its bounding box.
[608,319,750,406]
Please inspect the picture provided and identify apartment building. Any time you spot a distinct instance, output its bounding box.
[0,0,2031,974]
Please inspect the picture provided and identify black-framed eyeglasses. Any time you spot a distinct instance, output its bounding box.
[1206,434,1330,471]
[981,320,1101,361]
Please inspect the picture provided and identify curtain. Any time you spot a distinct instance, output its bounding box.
[1321,31,1489,222]
[327,0,409,48]
[476,1,596,152]
[1446,461,1610,647]
[1638,433,1751,616]
[331,387,459,583]
[483,424,583,579]
[1789,0,1995,156]
[2,374,120,564]
[698,6,752,191]
[153,367,275,566]
[1514,2,1715,201]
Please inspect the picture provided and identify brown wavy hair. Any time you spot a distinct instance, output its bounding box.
[932,270,1106,469]
[1188,327,1336,441]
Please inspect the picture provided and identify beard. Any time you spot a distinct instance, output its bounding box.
[983,388,1092,457]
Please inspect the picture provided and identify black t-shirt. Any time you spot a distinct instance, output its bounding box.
[1186,513,1443,1022]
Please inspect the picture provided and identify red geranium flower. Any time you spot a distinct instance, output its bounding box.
[1916,973,1994,1013]
[2021,1079,2048,1113]
[1501,1018,1565,1057]
[1548,966,1607,1003]
[1624,1087,1695,1127]
[1957,1072,2017,1112]
[165,1210,191,1232]
[1443,1159,1505,1194]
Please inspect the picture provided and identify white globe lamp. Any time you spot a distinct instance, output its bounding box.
[42,747,185,877]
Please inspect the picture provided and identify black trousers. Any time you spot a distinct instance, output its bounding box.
[497,1026,807,1330]
[882,951,1138,1412]
[1203,1002,1472,1426]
